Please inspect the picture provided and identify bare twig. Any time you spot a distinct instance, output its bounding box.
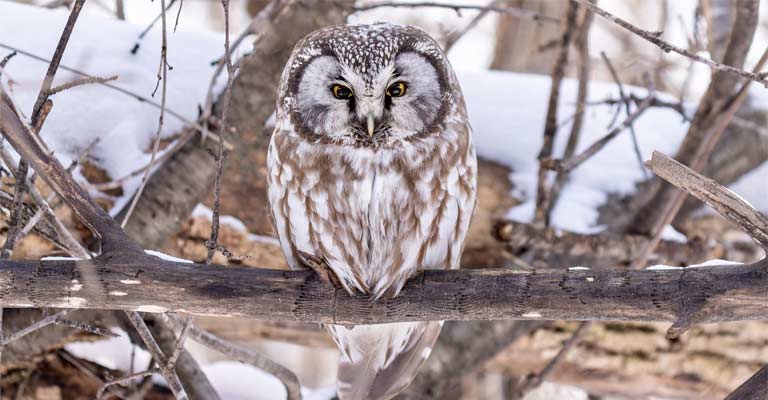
[512,321,590,399]
[2,311,69,345]
[130,0,178,54]
[443,0,498,53]
[355,1,560,23]
[600,51,647,178]
[533,0,579,226]
[168,313,302,400]
[121,0,170,229]
[97,370,156,399]
[574,0,768,86]
[47,75,118,95]
[0,42,231,150]
[554,95,654,173]
[168,313,192,368]
[545,3,593,219]
[0,51,16,68]
[205,0,236,263]
[1,0,86,260]
[125,311,187,399]
[1,161,28,260]
[53,318,117,338]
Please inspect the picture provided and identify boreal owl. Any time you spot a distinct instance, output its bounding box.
[267,23,477,400]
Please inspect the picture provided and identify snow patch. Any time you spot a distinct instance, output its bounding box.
[687,259,743,268]
[647,265,683,271]
[145,249,193,263]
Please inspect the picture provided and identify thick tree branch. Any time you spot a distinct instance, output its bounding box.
[0,256,761,325]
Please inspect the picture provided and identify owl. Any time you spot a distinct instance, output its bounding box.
[267,23,477,400]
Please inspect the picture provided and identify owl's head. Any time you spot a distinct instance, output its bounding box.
[279,23,459,146]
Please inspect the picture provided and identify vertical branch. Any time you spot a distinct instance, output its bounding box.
[205,0,235,264]
[2,0,86,258]
[121,0,169,229]
[115,0,126,20]
[533,0,578,226]
[545,3,593,219]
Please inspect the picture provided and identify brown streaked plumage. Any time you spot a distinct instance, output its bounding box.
[267,23,477,400]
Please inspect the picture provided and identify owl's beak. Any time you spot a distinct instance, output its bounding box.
[366,113,375,137]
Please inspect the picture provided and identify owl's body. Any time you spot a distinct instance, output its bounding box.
[268,23,476,399]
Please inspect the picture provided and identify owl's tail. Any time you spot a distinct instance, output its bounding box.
[328,321,443,400]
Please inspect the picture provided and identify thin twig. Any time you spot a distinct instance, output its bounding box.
[512,321,590,399]
[443,0,498,53]
[0,42,232,150]
[355,1,560,23]
[556,95,654,173]
[97,370,156,399]
[533,1,579,225]
[0,51,16,68]
[600,52,648,178]
[206,0,236,263]
[130,0,178,54]
[2,0,86,260]
[47,75,118,95]
[121,0,170,229]
[545,3,593,220]
[125,311,187,399]
[575,0,768,86]
[168,313,302,400]
[168,313,192,368]
[2,311,68,345]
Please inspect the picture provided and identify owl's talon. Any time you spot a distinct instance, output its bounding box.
[297,251,343,289]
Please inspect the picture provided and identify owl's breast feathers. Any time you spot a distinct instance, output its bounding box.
[267,122,476,299]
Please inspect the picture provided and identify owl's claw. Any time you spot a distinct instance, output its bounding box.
[297,251,343,289]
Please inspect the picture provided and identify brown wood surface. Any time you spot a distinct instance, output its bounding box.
[0,254,763,325]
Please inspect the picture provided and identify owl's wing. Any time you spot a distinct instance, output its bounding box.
[332,321,442,400]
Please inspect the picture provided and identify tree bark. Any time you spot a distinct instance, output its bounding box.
[120,1,355,247]
[0,255,764,325]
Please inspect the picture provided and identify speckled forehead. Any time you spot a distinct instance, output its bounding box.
[290,24,446,85]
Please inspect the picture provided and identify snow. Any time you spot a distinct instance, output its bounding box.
[145,249,193,264]
[65,328,152,372]
[0,2,247,214]
[647,265,683,271]
[687,259,744,268]
[462,70,690,234]
[192,203,250,233]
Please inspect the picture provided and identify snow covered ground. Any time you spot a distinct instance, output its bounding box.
[2,1,768,398]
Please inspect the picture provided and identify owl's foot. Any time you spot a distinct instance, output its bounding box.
[297,250,343,289]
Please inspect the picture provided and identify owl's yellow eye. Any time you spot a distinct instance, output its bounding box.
[331,84,353,99]
[386,82,407,97]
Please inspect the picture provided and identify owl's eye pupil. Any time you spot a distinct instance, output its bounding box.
[331,84,353,99]
[386,82,407,97]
